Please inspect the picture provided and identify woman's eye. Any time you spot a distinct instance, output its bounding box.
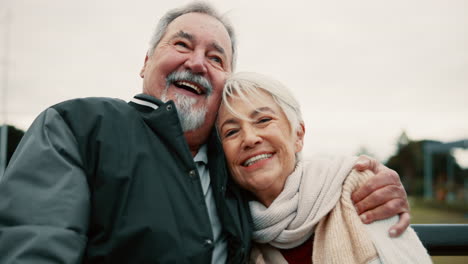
[225,129,238,138]
[257,117,272,124]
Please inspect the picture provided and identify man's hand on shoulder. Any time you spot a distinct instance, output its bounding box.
[351,155,410,237]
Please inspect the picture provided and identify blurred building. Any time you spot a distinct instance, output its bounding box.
[386,131,468,204]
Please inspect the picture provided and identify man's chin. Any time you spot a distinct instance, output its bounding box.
[177,110,207,133]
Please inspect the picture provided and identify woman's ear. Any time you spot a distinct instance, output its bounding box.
[295,122,305,153]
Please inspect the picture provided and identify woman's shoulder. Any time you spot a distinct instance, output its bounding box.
[300,155,358,172]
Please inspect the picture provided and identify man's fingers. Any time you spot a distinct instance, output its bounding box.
[351,170,400,203]
[353,155,376,172]
[354,185,404,214]
[351,157,412,236]
[389,212,411,237]
[358,198,409,224]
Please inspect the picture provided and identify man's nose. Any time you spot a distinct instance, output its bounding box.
[184,50,207,74]
[242,127,262,149]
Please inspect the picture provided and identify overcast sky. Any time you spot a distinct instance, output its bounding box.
[1,0,467,165]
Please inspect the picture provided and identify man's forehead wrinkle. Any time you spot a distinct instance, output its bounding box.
[172,30,227,55]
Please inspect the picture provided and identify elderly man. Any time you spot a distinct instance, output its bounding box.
[0,2,409,263]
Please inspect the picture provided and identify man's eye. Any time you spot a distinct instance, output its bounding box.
[175,41,188,48]
[210,56,222,64]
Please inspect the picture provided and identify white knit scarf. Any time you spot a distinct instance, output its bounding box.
[250,156,357,249]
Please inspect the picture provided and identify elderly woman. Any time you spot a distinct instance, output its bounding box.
[216,72,431,263]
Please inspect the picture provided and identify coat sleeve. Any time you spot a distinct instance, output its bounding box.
[0,108,90,263]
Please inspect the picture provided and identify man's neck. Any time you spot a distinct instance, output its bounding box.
[185,134,206,157]
[184,127,211,157]
[189,148,198,157]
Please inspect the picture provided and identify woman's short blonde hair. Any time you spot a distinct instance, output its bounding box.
[221,72,303,134]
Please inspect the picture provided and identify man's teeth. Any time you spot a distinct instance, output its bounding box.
[175,81,202,95]
[243,154,272,167]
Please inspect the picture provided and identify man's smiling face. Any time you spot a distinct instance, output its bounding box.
[140,12,232,135]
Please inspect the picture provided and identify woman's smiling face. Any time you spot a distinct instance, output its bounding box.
[217,90,304,206]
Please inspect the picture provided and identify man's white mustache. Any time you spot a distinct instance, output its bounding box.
[166,71,213,95]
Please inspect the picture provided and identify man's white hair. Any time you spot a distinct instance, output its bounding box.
[147,1,237,70]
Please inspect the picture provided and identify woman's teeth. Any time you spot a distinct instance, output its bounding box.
[243,153,272,166]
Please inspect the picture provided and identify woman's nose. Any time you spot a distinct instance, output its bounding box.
[241,127,262,149]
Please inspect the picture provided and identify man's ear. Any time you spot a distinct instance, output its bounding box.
[295,122,305,153]
[139,53,150,78]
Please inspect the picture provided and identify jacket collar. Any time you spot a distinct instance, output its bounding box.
[128,93,195,168]
[131,93,164,108]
